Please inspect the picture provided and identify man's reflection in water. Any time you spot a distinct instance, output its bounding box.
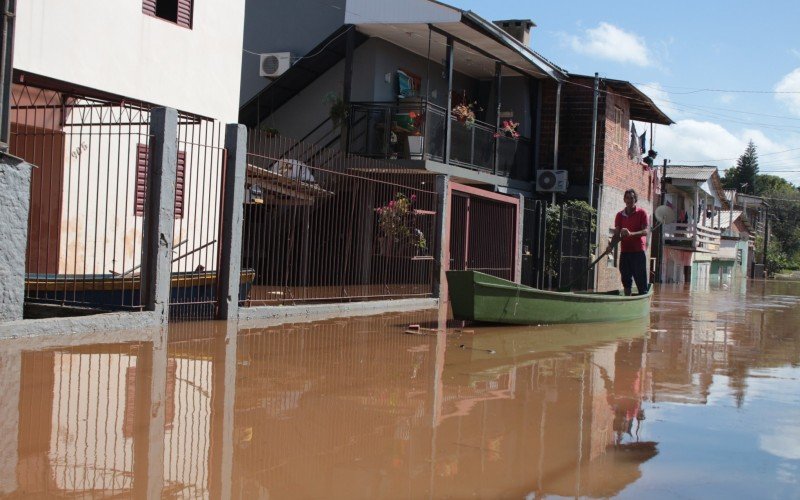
[599,339,648,446]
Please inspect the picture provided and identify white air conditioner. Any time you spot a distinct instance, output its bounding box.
[259,52,292,78]
[536,170,568,193]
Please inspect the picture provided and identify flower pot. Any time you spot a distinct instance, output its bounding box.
[407,136,424,160]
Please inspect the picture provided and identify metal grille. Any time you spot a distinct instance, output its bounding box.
[448,186,518,281]
[557,204,594,290]
[241,131,438,306]
[11,83,152,312]
[521,198,547,289]
[169,120,226,319]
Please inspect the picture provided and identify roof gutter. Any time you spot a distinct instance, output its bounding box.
[460,11,565,81]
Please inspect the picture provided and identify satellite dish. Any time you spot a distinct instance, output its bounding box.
[655,205,676,224]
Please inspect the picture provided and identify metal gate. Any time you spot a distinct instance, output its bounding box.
[521,198,547,289]
[448,183,519,281]
[557,204,594,290]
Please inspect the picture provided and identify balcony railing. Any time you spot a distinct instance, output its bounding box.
[664,223,721,253]
[347,101,532,181]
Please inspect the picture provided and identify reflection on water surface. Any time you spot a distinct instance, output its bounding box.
[1,280,799,498]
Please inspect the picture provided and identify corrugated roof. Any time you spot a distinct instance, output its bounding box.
[715,210,743,230]
[664,165,718,180]
[724,189,736,203]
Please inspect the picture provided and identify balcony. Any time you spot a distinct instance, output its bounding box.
[347,101,532,181]
[664,223,721,253]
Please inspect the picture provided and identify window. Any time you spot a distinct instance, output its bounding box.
[135,143,186,218]
[613,106,624,147]
[143,0,193,29]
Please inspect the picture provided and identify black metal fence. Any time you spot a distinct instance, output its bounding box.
[556,204,594,291]
[521,198,547,289]
[347,101,532,181]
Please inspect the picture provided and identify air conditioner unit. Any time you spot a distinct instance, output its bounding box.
[536,169,568,193]
[259,52,292,78]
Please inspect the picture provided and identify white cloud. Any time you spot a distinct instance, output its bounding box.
[564,22,652,67]
[653,119,800,185]
[635,82,679,120]
[775,68,800,117]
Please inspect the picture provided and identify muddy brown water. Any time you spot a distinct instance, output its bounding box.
[2,280,800,498]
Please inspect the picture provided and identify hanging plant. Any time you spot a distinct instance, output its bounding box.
[324,92,348,129]
[452,102,477,127]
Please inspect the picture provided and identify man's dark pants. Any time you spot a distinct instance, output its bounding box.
[620,251,648,295]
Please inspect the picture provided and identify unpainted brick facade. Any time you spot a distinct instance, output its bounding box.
[539,76,660,291]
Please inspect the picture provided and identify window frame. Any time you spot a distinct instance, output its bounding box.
[142,0,193,30]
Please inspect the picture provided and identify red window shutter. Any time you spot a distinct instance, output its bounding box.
[135,144,185,219]
[175,151,186,219]
[176,0,193,28]
[135,143,149,216]
[142,0,157,17]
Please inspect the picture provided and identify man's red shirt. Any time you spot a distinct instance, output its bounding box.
[615,207,648,253]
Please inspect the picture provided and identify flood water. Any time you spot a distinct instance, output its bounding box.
[2,280,800,498]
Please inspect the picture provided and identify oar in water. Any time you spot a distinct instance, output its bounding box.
[558,205,676,292]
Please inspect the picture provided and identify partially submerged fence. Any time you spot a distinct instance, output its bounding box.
[11,82,227,319]
[11,84,153,312]
[241,131,439,306]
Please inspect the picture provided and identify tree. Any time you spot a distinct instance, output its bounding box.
[755,174,794,195]
[722,140,759,194]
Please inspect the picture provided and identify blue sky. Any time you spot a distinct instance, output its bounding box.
[457,0,800,184]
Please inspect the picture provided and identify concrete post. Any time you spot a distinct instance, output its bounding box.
[0,153,33,322]
[218,124,247,320]
[515,194,524,283]
[434,175,450,300]
[141,108,178,322]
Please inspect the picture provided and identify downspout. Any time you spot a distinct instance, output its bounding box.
[588,73,599,207]
[552,80,561,205]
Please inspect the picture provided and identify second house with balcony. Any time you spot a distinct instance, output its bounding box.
[238,0,565,195]
[660,166,730,285]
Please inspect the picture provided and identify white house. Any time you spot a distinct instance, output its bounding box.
[660,166,729,285]
[11,0,245,285]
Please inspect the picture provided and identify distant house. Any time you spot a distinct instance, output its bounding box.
[725,192,768,278]
[711,191,753,285]
[12,0,246,277]
[658,166,730,285]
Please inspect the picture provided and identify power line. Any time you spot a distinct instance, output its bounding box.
[632,81,800,95]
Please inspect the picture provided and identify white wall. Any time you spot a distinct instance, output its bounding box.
[15,0,245,122]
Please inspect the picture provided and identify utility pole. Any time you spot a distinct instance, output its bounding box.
[588,73,599,207]
[656,159,668,283]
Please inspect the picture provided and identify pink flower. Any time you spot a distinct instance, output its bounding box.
[411,194,417,202]
[389,200,396,208]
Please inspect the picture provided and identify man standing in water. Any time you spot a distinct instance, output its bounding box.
[612,189,650,295]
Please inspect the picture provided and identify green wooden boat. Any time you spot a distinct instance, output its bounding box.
[446,270,652,325]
